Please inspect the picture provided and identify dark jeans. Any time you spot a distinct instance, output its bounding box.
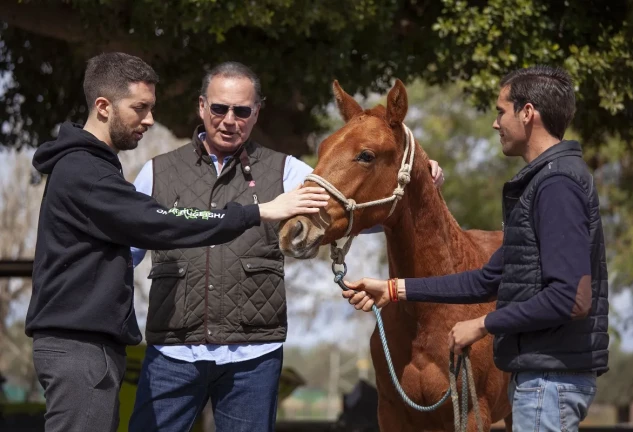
[129,346,283,432]
[32,334,126,432]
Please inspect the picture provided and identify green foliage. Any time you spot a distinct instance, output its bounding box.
[0,0,400,149]
[430,0,633,147]
[1,0,632,156]
[585,136,633,291]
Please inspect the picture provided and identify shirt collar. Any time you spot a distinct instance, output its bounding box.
[198,132,233,164]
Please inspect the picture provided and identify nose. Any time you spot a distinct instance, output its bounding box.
[290,219,308,247]
[143,111,155,127]
[492,118,499,130]
[223,109,236,126]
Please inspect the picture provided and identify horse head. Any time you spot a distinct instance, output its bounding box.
[279,79,435,258]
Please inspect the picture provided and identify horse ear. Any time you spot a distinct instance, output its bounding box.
[333,80,363,123]
[386,79,408,127]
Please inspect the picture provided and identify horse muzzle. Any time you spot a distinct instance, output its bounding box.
[279,215,324,259]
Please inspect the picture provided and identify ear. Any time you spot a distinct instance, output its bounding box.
[94,97,111,120]
[522,102,535,124]
[386,79,408,127]
[198,96,206,120]
[333,80,363,123]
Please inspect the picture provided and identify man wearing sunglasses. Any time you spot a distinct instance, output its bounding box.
[128,61,445,432]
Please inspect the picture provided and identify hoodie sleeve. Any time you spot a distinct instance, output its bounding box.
[82,171,261,250]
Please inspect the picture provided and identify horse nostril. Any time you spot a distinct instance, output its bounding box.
[291,220,303,238]
[290,220,307,247]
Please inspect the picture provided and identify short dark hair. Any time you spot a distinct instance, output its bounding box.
[83,52,159,110]
[200,61,264,105]
[500,65,576,140]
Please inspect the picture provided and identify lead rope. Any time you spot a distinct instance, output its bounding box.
[331,259,482,429]
[449,349,484,432]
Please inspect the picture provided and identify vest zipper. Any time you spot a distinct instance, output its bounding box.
[204,244,211,341]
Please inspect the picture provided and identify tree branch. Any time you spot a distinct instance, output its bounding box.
[0,2,85,43]
[0,1,170,60]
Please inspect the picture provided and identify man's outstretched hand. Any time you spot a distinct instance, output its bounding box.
[259,186,329,222]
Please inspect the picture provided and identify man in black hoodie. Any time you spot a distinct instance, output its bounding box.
[25,52,329,432]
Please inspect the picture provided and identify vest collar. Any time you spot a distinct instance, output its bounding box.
[506,140,583,191]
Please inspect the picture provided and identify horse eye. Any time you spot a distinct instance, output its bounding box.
[356,150,375,163]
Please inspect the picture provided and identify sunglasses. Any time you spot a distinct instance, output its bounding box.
[208,103,255,119]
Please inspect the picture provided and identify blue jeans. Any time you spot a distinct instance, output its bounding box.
[129,346,283,432]
[508,371,597,432]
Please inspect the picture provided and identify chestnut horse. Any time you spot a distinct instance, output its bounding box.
[279,80,512,431]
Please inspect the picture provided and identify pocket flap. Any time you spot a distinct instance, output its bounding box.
[240,257,284,277]
[147,262,189,279]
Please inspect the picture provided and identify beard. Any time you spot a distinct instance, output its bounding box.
[109,108,139,151]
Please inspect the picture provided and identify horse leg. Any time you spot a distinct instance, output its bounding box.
[377,393,409,432]
[503,413,513,432]
[467,398,491,432]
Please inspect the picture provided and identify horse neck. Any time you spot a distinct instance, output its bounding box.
[383,151,468,279]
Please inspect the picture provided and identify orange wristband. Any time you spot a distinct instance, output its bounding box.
[388,278,399,302]
[393,278,399,302]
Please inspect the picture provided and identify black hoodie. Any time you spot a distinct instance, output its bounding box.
[25,122,261,346]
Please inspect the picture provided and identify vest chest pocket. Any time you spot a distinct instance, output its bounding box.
[146,262,189,332]
[239,257,286,327]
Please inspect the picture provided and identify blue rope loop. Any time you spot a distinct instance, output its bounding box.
[332,259,454,412]
[332,261,348,290]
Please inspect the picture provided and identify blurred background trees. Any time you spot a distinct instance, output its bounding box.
[1,0,632,153]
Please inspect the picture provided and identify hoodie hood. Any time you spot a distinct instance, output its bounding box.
[33,122,122,174]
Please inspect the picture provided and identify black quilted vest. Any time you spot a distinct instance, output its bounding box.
[494,140,609,375]
[146,126,287,345]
